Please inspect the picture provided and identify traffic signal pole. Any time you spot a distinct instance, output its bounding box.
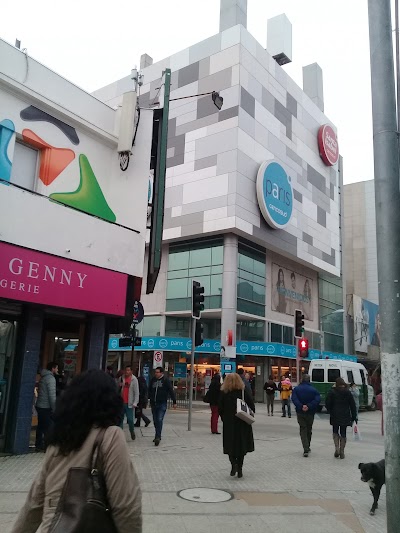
[188,317,196,431]
[368,2,400,530]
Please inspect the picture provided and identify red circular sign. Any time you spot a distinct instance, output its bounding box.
[318,124,339,166]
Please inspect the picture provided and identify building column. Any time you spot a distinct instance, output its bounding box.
[221,234,238,349]
[9,307,43,454]
[84,315,107,370]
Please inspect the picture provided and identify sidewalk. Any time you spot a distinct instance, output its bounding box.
[0,405,386,532]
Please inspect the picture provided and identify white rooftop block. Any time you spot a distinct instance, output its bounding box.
[267,13,292,65]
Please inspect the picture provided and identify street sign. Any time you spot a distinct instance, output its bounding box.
[153,350,163,368]
[174,362,187,378]
[131,301,144,325]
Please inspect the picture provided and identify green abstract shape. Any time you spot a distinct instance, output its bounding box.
[50,154,116,223]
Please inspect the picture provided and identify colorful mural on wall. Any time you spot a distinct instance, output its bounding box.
[0,119,15,183]
[0,106,116,223]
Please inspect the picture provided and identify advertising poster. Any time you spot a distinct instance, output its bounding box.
[353,295,380,353]
[271,263,313,320]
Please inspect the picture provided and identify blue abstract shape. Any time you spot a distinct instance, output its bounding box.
[0,119,15,185]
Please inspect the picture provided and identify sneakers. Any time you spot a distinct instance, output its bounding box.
[303,451,309,457]
[154,437,161,446]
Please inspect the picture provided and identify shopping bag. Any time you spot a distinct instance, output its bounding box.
[235,390,255,425]
[353,422,362,441]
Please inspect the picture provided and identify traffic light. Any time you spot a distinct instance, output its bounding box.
[298,337,309,358]
[192,280,205,319]
[195,321,204,347]
[294,309,305,338]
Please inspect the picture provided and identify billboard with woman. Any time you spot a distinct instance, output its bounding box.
[271,263,313,320]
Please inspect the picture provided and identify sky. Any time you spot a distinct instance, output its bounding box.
[1,0,378,184]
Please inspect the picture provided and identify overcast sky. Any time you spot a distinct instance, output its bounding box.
[2,0,378,184]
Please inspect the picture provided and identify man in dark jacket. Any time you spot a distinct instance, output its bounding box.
[237,368,252,396]
[35,361,58,451]
[263,376,277,416]
[291,374,321,457]
[148,367,176,446]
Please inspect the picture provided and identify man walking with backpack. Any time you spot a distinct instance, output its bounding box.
[291,374,321,457]
[149,367,176,446]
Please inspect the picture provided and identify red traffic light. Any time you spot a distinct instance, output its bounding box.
[298,338,309,358]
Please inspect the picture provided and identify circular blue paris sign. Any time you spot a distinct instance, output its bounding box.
[256,160,293,229]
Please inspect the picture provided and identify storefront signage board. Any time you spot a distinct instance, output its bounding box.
[256,160,293,229]
[0,242,127,316]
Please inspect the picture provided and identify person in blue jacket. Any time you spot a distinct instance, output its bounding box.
[291,374,321,457]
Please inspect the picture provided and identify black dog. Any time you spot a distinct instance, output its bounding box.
[358,460,385,515]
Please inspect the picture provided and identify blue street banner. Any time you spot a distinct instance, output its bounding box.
[65,336,357,363]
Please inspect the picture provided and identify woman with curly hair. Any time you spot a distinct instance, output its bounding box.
[219,373,255,478]
[11,369,142,533]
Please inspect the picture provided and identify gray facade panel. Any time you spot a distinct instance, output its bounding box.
[307,164,326,193]
[197,94,220,120]
[194,154,218,171]
[261,87,275,114]
[175,113,219,136]
[317,206,327,227]
[178,62,200,88]
[165,185,183,208]
[198,67,233,94]
[286,93,298,117]
[181,195,227,215]
[166,152,185,168]
[217,149,237,174]
[293,189,303,203]
[286,146,303,166]
[303,232,313,245]
[218,105,239,122]
[164,210,204,229]
[240,87,255,118]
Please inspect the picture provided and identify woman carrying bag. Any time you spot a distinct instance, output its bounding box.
[218,373,255,478]
[325,377,357,460]
[11,369,142,533]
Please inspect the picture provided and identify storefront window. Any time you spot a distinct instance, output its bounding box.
[237,320,265,341]
[319,274,344,351]
[270,323,282,343]
[141,316,161,337]
[0,319,17,447]
[166,240,223,312]
[165,317,190,337]
[283,326,294,345]
[237,244,266,317]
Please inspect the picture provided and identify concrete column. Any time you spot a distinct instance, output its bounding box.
[221,234,238,347]
[219,0,247,32]
[84,315,107,370]
[302,63,324,112]
[9,307,43,454]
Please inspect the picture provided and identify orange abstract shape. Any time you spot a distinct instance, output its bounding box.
[22,129,75,186]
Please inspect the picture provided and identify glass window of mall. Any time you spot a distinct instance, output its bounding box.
[319,273,344,353]
[237,244,266,317]
[166,240,223,312]
[165,316,221,339]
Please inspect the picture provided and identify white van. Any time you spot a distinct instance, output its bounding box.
[309,359,376,411]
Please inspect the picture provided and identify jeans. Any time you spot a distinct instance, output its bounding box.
[151,403,167,438]
[266,395,275,414]
[210,405,219,433]
[333,425,347,438]
[120,405,135,434]
[35,407,52,449]
[296,412,315,452]
[282,399,291,417]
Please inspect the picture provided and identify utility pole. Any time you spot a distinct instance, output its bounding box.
[188,317,196,431]
[367,2,400,530]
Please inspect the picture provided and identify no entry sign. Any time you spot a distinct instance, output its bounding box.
[153,350,163,368]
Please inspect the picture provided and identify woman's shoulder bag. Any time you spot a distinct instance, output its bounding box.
[49,429,118,533]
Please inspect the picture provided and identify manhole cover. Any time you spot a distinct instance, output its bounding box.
[178,488,233,503]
